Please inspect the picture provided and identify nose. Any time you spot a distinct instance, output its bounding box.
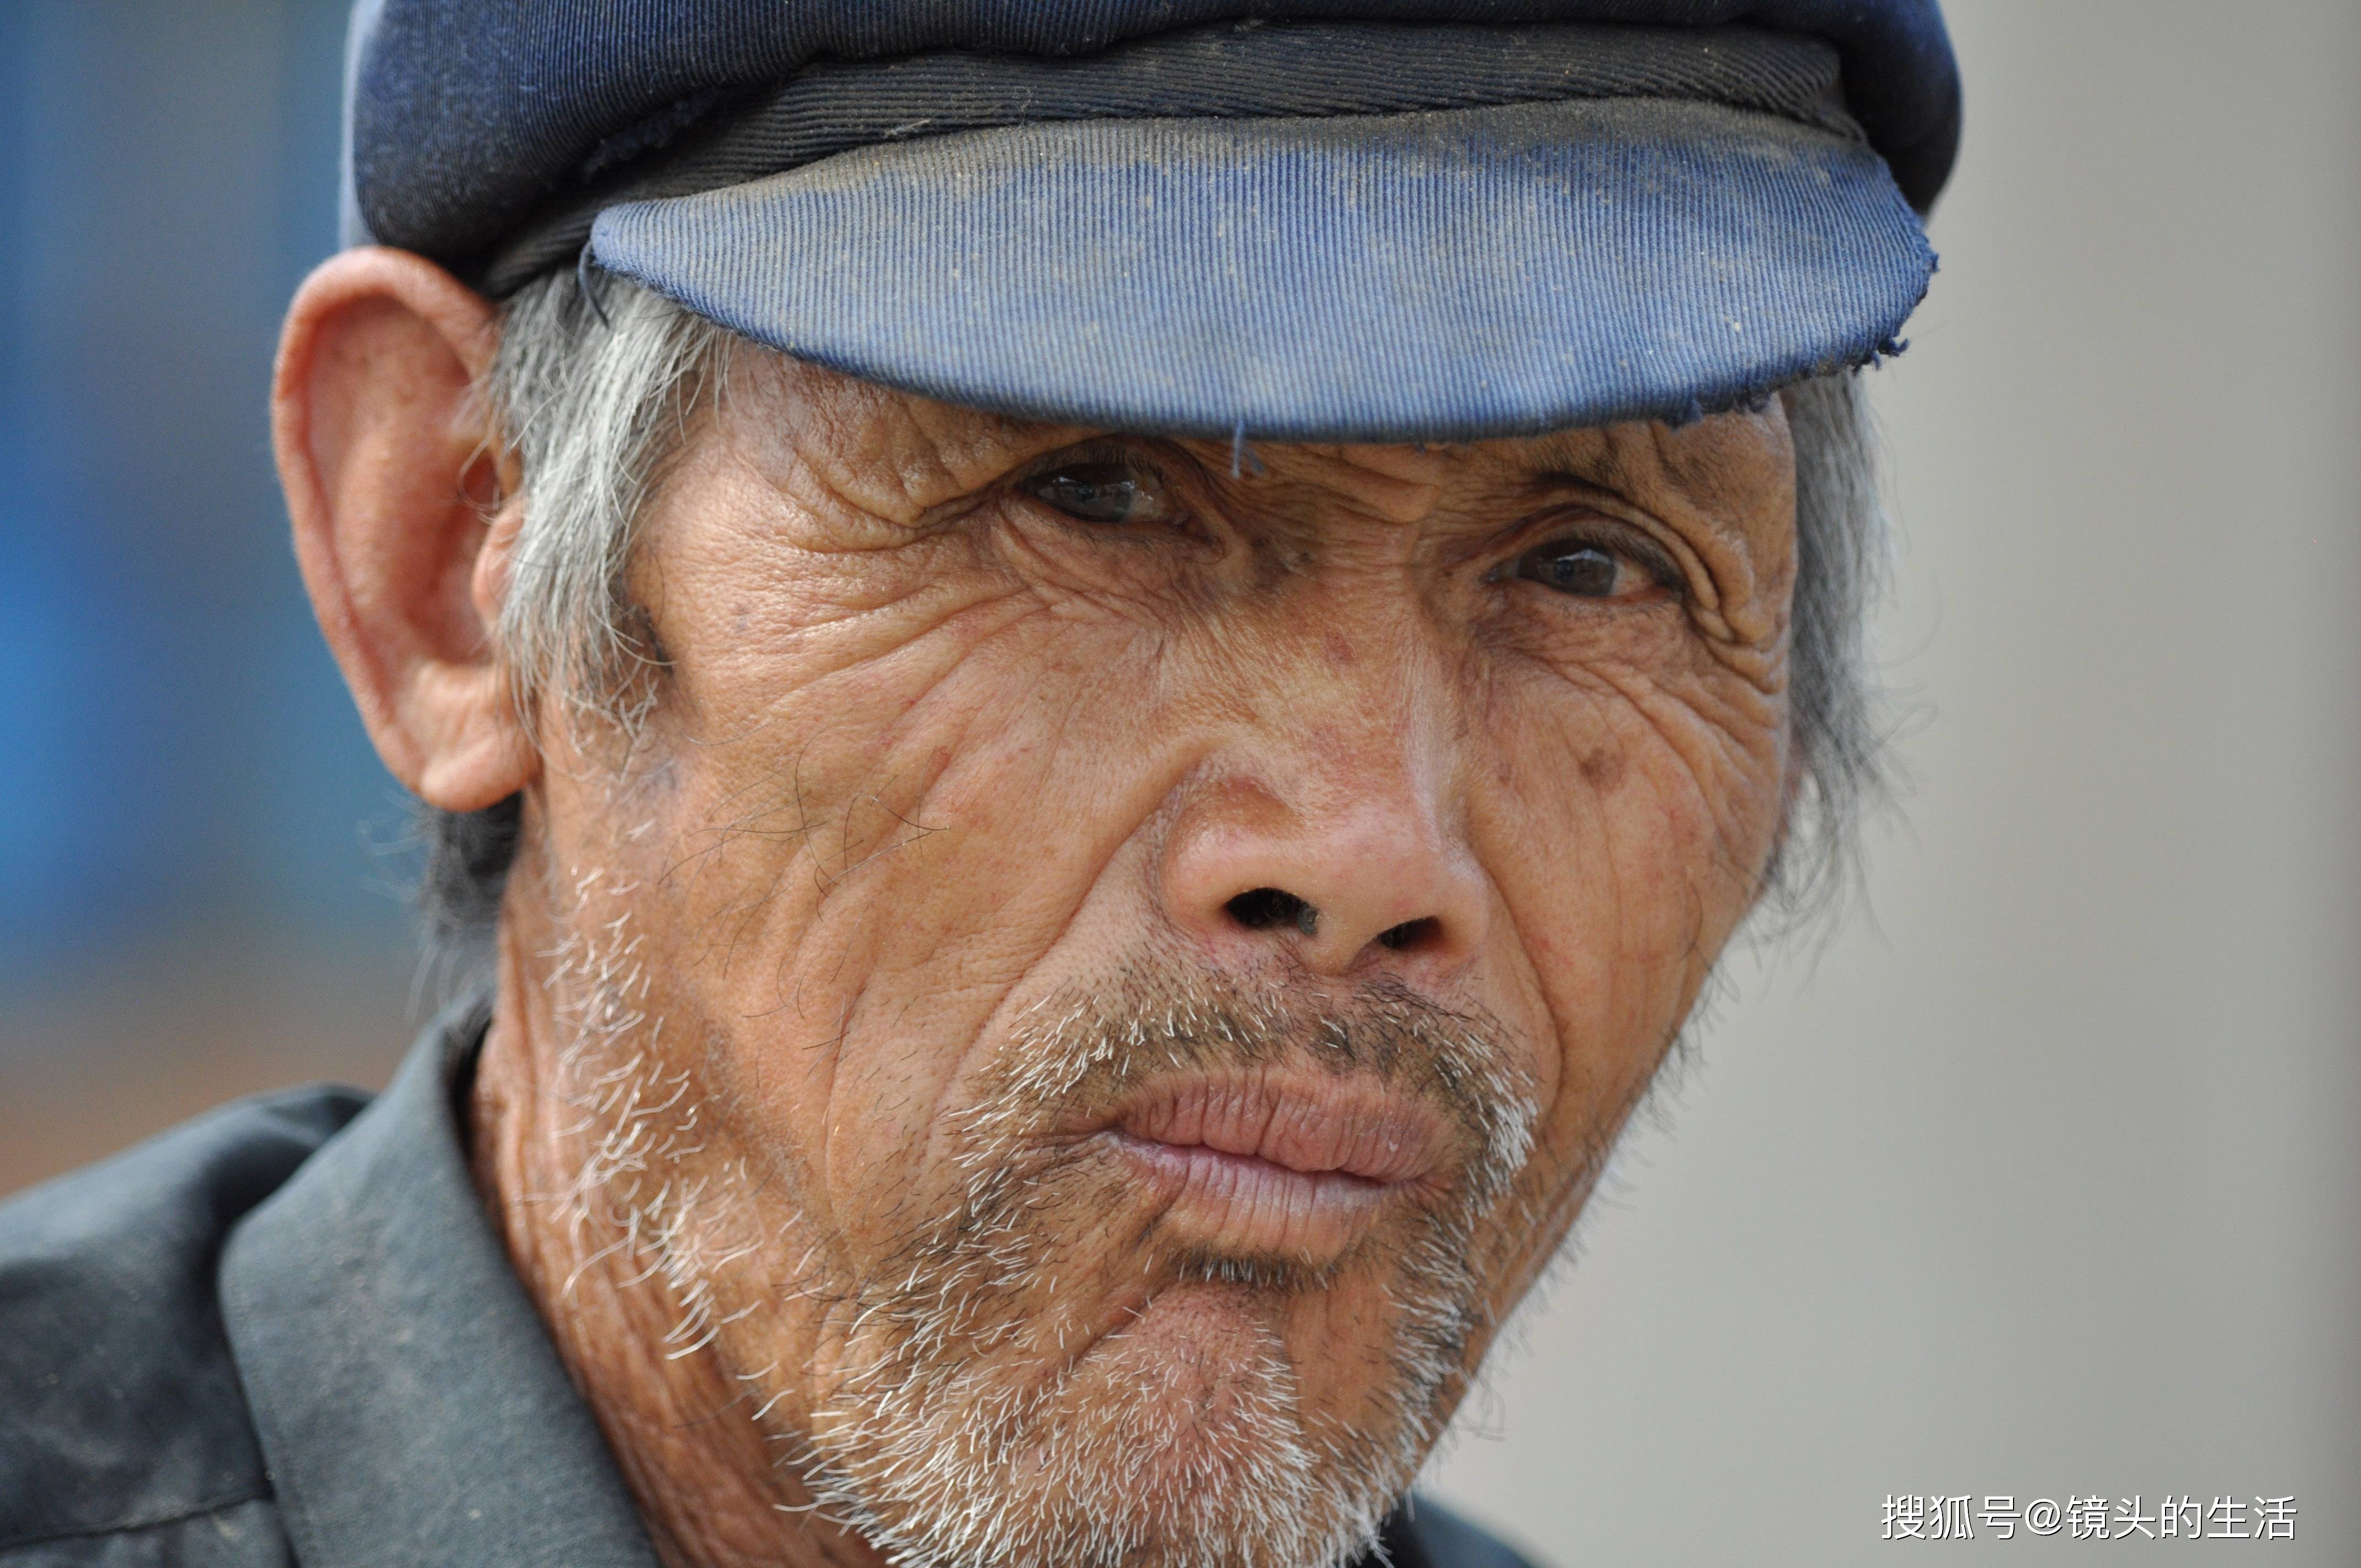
[1160,768,1490,979]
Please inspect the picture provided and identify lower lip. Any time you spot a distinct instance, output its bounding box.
[1106,1131,1398,1261]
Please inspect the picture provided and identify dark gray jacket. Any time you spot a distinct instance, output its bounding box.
[0,999,1538,1568]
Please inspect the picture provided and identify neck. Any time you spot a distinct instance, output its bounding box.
[467,918,885,1568]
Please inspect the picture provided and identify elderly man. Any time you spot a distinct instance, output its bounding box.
[0,3,1955,1566]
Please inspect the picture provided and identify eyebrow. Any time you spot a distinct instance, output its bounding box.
[1519,430,1601,469]
[1513,433,1641,503]
[1510,429,1766,554]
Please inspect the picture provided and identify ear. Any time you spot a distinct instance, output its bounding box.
[275,247,538,812]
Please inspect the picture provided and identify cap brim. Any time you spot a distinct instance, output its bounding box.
[590,97,1933,444]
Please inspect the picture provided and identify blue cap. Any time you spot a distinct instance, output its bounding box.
[344,2,1957,442]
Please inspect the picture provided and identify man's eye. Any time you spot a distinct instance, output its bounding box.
[1020,462,1171,526]
[1513,538,1653,599]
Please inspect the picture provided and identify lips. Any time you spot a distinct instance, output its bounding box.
[1096,1073,1452,1261]
[1113,1074,1449,1184]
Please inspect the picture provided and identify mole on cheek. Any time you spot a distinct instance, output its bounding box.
[1579,747,1626,792]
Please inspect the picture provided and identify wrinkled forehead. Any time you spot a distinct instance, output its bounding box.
[711,347,1798,545]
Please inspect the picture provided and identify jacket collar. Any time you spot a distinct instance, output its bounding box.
[219,990,660,1568]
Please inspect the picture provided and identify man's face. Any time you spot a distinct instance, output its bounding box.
[521,351,1797,1568]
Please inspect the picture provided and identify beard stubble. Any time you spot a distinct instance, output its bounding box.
[552,929,1546,1568]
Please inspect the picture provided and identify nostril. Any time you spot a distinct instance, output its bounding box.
[1375,917,1440,952]
[1226,888,1320,937]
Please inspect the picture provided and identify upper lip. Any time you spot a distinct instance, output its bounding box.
[1098,1070,1451,1188]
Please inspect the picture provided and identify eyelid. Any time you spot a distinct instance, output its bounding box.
[1011,439,1179,497]
[1009,439,1211,543]
[1497,510,1686,595]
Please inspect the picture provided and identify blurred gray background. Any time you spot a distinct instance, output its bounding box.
[2,2,2353,1561]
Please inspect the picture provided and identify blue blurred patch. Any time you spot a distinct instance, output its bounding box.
[0,0,405,981]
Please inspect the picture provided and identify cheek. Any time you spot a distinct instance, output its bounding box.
[1473,654,1785,1166]
[602,536,1204,1244]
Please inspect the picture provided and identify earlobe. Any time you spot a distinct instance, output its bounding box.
[275,246,539,812]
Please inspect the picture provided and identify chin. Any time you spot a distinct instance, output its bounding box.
[803,1275,1416,1568]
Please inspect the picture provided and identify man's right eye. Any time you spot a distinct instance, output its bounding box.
[1020,462,1174,527]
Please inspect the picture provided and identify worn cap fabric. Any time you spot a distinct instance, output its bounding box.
[342,1,1958,440]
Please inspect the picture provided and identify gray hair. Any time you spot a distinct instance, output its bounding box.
[415,270,725,967]
[418,269,1889,962]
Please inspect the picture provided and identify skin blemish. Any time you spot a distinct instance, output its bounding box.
[1578,747,1626,792]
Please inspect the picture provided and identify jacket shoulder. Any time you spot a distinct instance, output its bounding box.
[1399,1495,1549,1568]
[0,1086,366,1557]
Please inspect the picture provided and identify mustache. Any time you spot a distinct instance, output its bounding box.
[958,961,1539,1219]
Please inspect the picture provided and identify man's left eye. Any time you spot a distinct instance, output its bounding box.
[1511,537,1663,600]
[1020,462,1172,526]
